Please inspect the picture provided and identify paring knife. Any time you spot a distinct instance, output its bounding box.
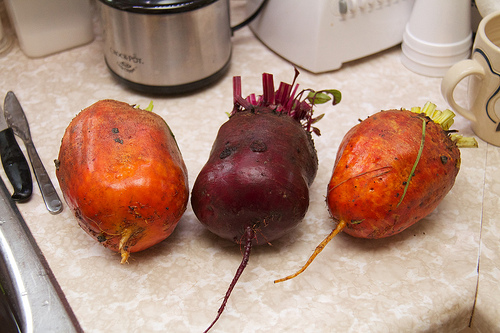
[0,105,32,201]
[4,91,62,214]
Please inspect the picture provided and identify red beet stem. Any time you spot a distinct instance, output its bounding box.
[233,76,252,112]
[230,71,340,135]
[204,226,255,333]
[230,73,304,121]
[233,76,242,105]
[262,73,275,105]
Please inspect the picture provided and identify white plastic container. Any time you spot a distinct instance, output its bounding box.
[4,0,94,58]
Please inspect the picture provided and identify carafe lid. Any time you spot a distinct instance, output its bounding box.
[99,0,219,14]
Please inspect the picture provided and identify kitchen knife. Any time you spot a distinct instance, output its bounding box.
[0,105,32,201]
[4,91,62,214]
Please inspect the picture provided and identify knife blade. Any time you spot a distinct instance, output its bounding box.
[0,104,32,201]
[4,91,62,214]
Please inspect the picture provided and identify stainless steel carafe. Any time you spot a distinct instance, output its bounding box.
[99,0,265,94]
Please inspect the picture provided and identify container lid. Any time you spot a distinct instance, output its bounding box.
[98,0,219,14]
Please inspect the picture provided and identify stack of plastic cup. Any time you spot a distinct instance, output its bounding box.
[401,0,472,77]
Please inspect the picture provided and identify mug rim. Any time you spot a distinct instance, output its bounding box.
[479,10,500,51]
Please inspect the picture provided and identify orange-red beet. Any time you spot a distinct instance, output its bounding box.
[275,106,475,283]
[56,100,189,263]
[328,109,460,238]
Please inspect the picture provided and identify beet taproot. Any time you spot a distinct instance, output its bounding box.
[275,102,478,283]
[56,99,189,263]
[191,71,340,331]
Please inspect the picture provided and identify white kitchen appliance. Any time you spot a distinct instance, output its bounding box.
[247,0,415,73]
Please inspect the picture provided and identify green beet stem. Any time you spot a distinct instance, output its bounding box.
[397,117,426,208]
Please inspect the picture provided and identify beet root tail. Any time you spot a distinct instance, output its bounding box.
[119,227,133,264]
[274,220,346,283]
[204,226,255,333]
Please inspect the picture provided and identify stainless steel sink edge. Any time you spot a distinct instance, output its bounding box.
[0,176,82,333]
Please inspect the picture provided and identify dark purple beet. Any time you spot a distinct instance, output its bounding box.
[192,106,317,246]
[191,71,341,332]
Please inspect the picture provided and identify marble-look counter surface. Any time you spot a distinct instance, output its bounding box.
[0,1,498,332]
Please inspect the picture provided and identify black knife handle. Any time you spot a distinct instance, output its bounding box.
[0,127,32,201]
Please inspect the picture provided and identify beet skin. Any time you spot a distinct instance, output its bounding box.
[328,109,460,239]
[56,100,189,263]
[191,106,318,246]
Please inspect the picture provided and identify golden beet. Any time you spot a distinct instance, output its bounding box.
[275,102,477,283]
[328,109,460,238]
[56,100,188,263]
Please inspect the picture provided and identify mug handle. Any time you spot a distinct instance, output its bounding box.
[441,59,485,123]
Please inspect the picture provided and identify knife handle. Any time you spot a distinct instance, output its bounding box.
[0,127,32,201]
[25,141,62,214]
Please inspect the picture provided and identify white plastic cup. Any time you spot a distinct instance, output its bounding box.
[401,0,472,77]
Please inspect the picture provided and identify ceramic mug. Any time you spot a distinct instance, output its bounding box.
[441,10,500,146]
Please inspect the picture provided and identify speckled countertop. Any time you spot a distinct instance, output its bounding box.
[0,1,498,333]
